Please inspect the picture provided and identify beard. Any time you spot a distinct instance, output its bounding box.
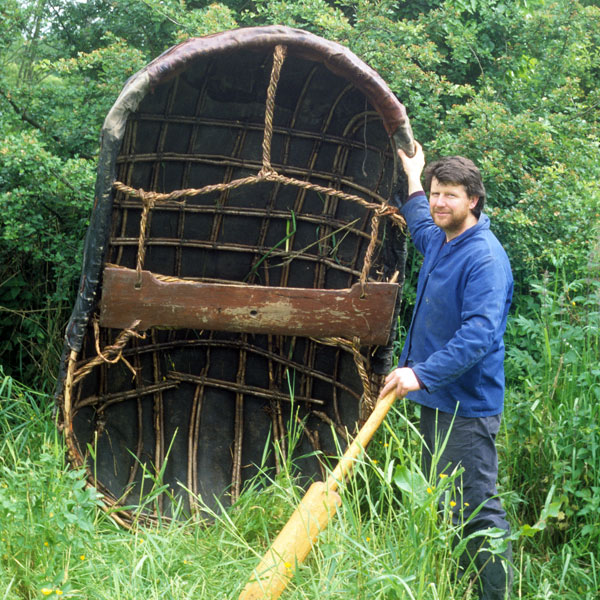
[430,206,477,238]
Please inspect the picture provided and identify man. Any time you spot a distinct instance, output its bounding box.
[379,141,514,599]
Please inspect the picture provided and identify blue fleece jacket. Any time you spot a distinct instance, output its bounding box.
[397,192,513,417]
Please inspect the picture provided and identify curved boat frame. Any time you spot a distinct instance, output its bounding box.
[56,25,414,526]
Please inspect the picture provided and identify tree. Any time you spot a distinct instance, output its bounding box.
[1,0,598,381]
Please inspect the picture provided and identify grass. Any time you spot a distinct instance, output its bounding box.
[0,376,485,600]
[1,272,598,599]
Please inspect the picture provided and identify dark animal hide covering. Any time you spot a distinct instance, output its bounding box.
[55,25,414,525]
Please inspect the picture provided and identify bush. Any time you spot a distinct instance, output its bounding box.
[502,272,600,553]
[0,132,94,383]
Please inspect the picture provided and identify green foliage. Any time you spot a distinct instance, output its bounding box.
[423,0,600,295]
[40,0,179,58]
[502,272,600,555]
[0,371,103,597]
[0,132,92,276]
[433,96,600,293]
[31,36,148,158]
[0,371,571,598]
[247,0,351,31]
[0,1,25,52]
[0,131,94,381]
[142,1,240,39]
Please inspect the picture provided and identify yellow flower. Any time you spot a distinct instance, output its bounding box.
[80,555,85,561]
[372,459,378,464]
[56,592,63,597]
[44,542,49,547]
[41,589,53,596]
[384,443,389,448]
[426,487,433,494]
[464,502,470,507]
[439,473,448,479]
[366,537,371,542]
[450,501,457,508]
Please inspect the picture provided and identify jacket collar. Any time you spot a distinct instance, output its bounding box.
[446,213,490,247]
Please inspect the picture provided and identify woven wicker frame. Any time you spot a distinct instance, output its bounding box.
[56,26,413,526]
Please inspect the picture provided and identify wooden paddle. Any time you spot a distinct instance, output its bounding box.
[238,390,399,599]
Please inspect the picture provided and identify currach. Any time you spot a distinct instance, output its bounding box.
[55,25,414,525]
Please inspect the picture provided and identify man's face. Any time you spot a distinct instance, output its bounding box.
[429,177,479,240]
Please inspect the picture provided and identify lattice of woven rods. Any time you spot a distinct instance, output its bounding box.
[62,43,405,524]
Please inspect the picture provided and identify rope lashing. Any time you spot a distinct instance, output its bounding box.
[260,44,287,176]
[319,336,375,410]
[112,175,404,226]
[112,39,403,340]
[351,335,375,411]
[113,43,405,282]
[72,320,145,386]
[136,192,156,287]
[114,172,404,290]
[359,212,381,295]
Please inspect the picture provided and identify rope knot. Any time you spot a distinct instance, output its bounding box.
[376,205,398,218]
[257,167,278,179]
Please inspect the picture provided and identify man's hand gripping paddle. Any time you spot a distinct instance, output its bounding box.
[238,390,399,600]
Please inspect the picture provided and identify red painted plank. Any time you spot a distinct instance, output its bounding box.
[99,267,398,345]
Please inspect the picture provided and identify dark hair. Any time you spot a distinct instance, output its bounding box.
[423,156,486,218]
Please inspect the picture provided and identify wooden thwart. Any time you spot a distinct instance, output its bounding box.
[99,266,398,345]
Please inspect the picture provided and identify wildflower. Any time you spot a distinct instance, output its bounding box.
[56,591,63,597]
[426,487,433,494]
[450,501,457,508]
[44,542,49,547]
[80,555,85,561]
[41,589,53,596]
[366,537,371,542]
[384,443,389,448]
[464,502,470,507]
[439,473,448,479]
[372,459,378,464]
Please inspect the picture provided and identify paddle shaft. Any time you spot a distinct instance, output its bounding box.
[238,391,398,600]
[326,390,398,492]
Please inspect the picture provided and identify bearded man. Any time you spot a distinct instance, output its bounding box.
[379,141,514,600]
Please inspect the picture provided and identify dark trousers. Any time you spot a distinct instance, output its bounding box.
[419,405,513,600]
